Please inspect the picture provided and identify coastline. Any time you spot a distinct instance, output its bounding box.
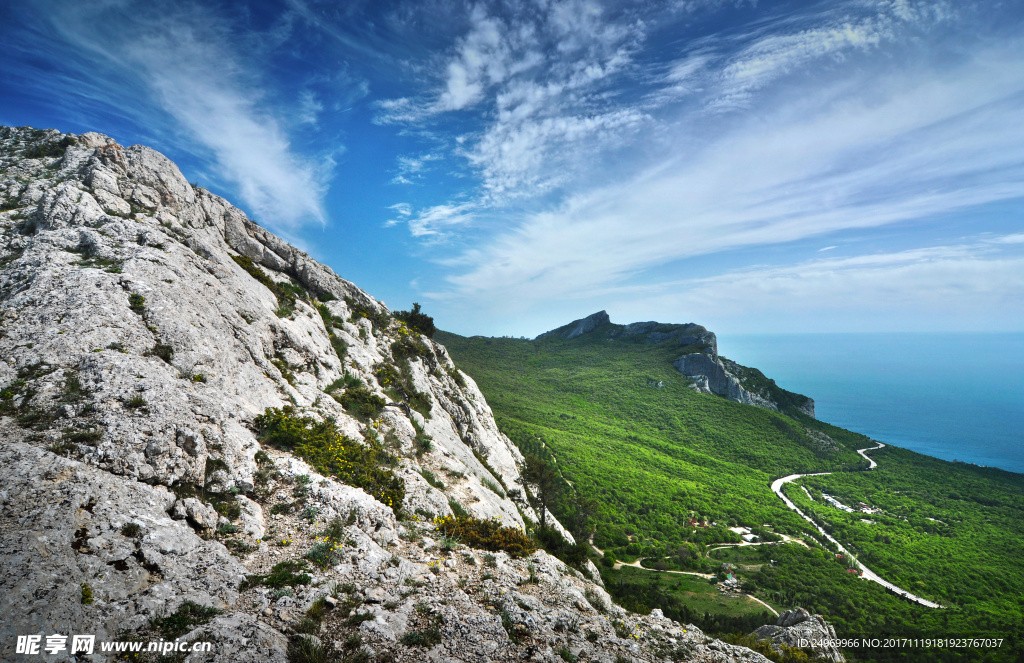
[720,332,1024,475]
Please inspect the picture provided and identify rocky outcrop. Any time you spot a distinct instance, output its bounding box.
[750,608,845,662]
[534,310,813,417]
[674,353,778,410]
[536,310,610,340]
[0,126,784,662]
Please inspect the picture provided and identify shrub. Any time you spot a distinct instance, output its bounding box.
[374,363,402,393]
[333,386,385,420]
[254,407,404,510]
[287,637,331,663]
[120,522,142,538]
[316,303,334,335]
[400,627,441,647]
[434,515,536,557]
[270,356,296,386]
[344,297,390,330]
[413,419,433,455]
[23,136,75,159]
[305,541,343,569]
[240,559,312,590]
[421,470,445,490]
[80,583,94,605]
[128,293,146,313]
[449,499,469,518]
[230,254,308,317]
[63,428,102,445]
[394,303,436,338]
[481,477,505,497]
[326,371,363,393]
[125,394,147,409]
[391,334,429,361]
[150,601,221,639]
[329,334,348,359]
[147,343,174,364]
[319,517,346,543]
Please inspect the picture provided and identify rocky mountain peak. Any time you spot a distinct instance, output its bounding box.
[0,126,821,662]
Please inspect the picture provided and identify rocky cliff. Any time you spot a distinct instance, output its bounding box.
[751,608,846,662]
[0,126,831,662]
[537,311,814,418]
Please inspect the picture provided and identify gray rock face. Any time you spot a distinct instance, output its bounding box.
[673,353,776,410]
[674,351,815,417]
[536,310,610,340]
[751,608,845,662]
[0,126,799,662]
[533,310,814,418]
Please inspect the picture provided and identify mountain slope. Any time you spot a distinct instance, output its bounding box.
[438,316,1024,662]
[538,310,814,417]
[0,126,794,662]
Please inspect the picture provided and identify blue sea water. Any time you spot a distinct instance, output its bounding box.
[719,333,1024,475]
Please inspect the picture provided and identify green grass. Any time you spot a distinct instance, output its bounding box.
[149,601,221,639]
[254,406,404,510]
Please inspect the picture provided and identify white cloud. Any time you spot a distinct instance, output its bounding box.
[378,0,646,203]
[405,202,477,238]
[439,42,1024,313]
[437,6,509,111]
[297,89,324,125]
[39,0,328,230]
[610,236,1024,332]
[391,153,442,184]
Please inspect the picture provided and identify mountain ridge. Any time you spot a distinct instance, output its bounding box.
[536,310,814,418]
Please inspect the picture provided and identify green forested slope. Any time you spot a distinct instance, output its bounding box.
[437,328,865,554]
[437,326,1024,662]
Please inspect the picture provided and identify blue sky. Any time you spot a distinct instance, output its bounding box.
[2,0,1023,337]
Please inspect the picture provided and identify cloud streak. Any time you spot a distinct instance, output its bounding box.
[32,0,329,230]
[610,234,1024,333]
[439,38,1024,313]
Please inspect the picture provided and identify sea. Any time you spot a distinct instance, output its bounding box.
[720,333,1024,475]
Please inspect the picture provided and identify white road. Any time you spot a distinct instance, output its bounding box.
[770,443,944,609]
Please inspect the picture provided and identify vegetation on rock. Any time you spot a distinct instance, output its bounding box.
[434,515,537,557]
[254,406,404,510]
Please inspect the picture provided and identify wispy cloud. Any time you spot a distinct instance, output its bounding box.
[439,40,1024,313]
[28,0,329,230]
[406,202,477,238]
[378,0,647,215]
[297,89,324,126]
[391,152,442,185]
[609,234,1024,332]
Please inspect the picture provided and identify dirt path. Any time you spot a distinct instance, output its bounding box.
[771,443,944,609]
[709,532,809,551]
[612,557,715,578]
[746,594,780,617]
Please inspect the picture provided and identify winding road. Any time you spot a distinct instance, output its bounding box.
[771,443,944,609]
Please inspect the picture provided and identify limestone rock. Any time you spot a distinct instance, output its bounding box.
[751,608,845,662]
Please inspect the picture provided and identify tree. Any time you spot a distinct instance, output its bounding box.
[522,454,561,530]
[395,302,436,338]
[566,492,599,542]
